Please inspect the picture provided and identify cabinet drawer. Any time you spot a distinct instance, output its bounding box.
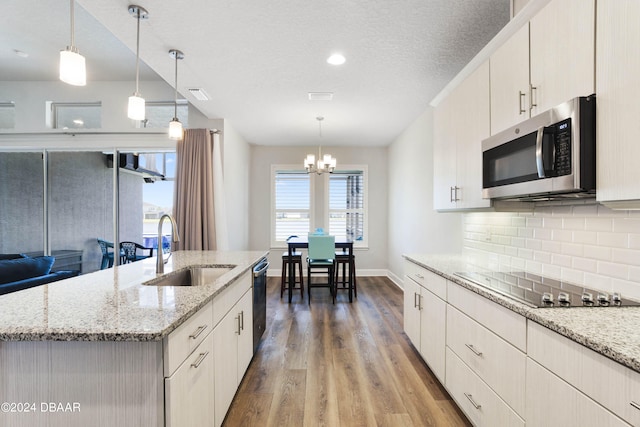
[528,322,640,426]
[526,358,630,427]
[447,306,526,417]
[445,348,524,427]
[405,260,446,300]
[213,270,252,327]
[165,331,215,427]
[163,301,214,376]
[447,282,526,351]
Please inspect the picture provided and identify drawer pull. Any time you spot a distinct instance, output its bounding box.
[414,292,419,308]
[190,351,210,369]
[464,393,482,410]
[631,401,640,411]
[415,273,424,279]
[236,315,241,335]
[189,325,208,340]
[465,343,483,357]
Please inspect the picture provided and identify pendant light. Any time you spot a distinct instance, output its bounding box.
[304,116,337,174]
[59,0,86,86]
[168,49,184,140]
[127,5,149,121]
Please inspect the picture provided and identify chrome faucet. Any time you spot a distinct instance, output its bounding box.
[157,214,180,274]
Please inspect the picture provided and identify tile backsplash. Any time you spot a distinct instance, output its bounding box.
[462,203,640,300]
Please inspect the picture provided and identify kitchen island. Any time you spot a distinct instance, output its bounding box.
[0,250,268,427]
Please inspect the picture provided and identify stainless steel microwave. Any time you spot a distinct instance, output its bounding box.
[482,95,596,201]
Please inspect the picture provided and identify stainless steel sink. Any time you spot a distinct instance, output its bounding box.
[144,266,234,286]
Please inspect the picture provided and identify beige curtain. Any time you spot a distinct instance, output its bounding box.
[173,129,216,250]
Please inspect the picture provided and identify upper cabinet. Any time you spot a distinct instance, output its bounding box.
[595,0,640,207]
[490,0,595,135]
[433,61,491,211]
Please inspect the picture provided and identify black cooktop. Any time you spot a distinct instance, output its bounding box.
[454,271,640,308]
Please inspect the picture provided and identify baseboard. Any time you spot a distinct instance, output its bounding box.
[387,271,403,290]
[268,267,404,292]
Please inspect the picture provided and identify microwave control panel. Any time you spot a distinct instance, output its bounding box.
[553,118,572,176]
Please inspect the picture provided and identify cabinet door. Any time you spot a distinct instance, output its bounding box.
[165,332,215,427]
[490,24,530,134]
[455,61,491,210]
[433,89,458,210]
[596,0,640,205]
[213,307,240,427]
[529,0,595,115]
[418,287,446,384]
[403,276,421,348]
[526,358,629,427]
[236,289,254,382]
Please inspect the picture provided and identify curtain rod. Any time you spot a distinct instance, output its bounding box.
[0,131,168,136]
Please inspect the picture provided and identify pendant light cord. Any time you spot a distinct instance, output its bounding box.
[174,53,178,119]
[135,9,141,95]
[69,0,75,48]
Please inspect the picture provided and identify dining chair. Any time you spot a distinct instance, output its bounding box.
[120,241,154,264]
[307,234,336,304]
[281,236,304,299]
[97,238,115,269]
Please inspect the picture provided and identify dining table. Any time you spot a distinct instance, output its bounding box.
[286,235,355,303]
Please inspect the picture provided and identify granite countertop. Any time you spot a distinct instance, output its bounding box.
[404,253,640,374]
[0,250,268,342]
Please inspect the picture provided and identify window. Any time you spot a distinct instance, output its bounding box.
[272,167,312,245]
[142,101,188,129]
[271,164,367,248]
[328,168,367,246]
[50,102,102,129]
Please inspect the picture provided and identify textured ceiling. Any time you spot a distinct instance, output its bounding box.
[2,0,510,146]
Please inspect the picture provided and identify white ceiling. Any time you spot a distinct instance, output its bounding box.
[2,0,510,146]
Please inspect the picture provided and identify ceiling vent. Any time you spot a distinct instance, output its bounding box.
[308,92,333,101]
[188,88,210,101]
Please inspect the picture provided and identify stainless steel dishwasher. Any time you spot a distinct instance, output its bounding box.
[252,257,269,353]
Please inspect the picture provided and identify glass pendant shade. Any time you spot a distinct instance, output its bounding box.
[128,94,145,121]
[169,118,183,140]
[59,49,86,86]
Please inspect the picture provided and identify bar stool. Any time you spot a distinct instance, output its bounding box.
[335,249,357,301]
[281,251,304,299]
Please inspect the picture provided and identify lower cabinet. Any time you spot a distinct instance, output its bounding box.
[446,348,524,427]
[165,331,215,427]
[526,358,629,427]
[213,288,253,427]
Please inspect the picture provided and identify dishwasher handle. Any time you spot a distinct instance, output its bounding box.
[253,259,270,277]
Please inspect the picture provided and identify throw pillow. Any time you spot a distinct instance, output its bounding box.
[0,253,27,261]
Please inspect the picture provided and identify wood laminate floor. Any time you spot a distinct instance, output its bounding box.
[223,276,471,427]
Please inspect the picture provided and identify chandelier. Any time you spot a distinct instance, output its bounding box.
[304,116,337,174]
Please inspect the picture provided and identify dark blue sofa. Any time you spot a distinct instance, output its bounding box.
[0,254,80,295]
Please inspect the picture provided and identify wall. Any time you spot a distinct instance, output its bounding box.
[387,108,463,286]
[463,203,640,300]
[249,145,388,275]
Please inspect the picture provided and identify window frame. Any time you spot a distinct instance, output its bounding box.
[270,165,315,248]
[324,165,368,248]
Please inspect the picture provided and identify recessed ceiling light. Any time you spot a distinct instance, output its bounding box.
[327,54,346,65]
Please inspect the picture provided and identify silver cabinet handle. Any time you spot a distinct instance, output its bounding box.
[240,310,245,331]
[190,351,210,369]
[189,325,208,340]
[529,84,538,111]
[464,393,482,410]
[465,343,483,357]
[453,186,460,202]
[631,401,640,411]
[414,292,419,309]
[519,91,526,114]
[236,315,241,335]
[417,294,422,311]
[450,186,455,203]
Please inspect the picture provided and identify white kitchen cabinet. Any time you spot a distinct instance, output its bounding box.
[433,61,491,211]
[595,0,640,207]
[403,260,447,383]
[528,321,640,427]
[165,331,215,427]
[446,306,526,417]
[446,348,524,427]
[213,287,254,427]
[490,0,595,135]
[526,358,630,427]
